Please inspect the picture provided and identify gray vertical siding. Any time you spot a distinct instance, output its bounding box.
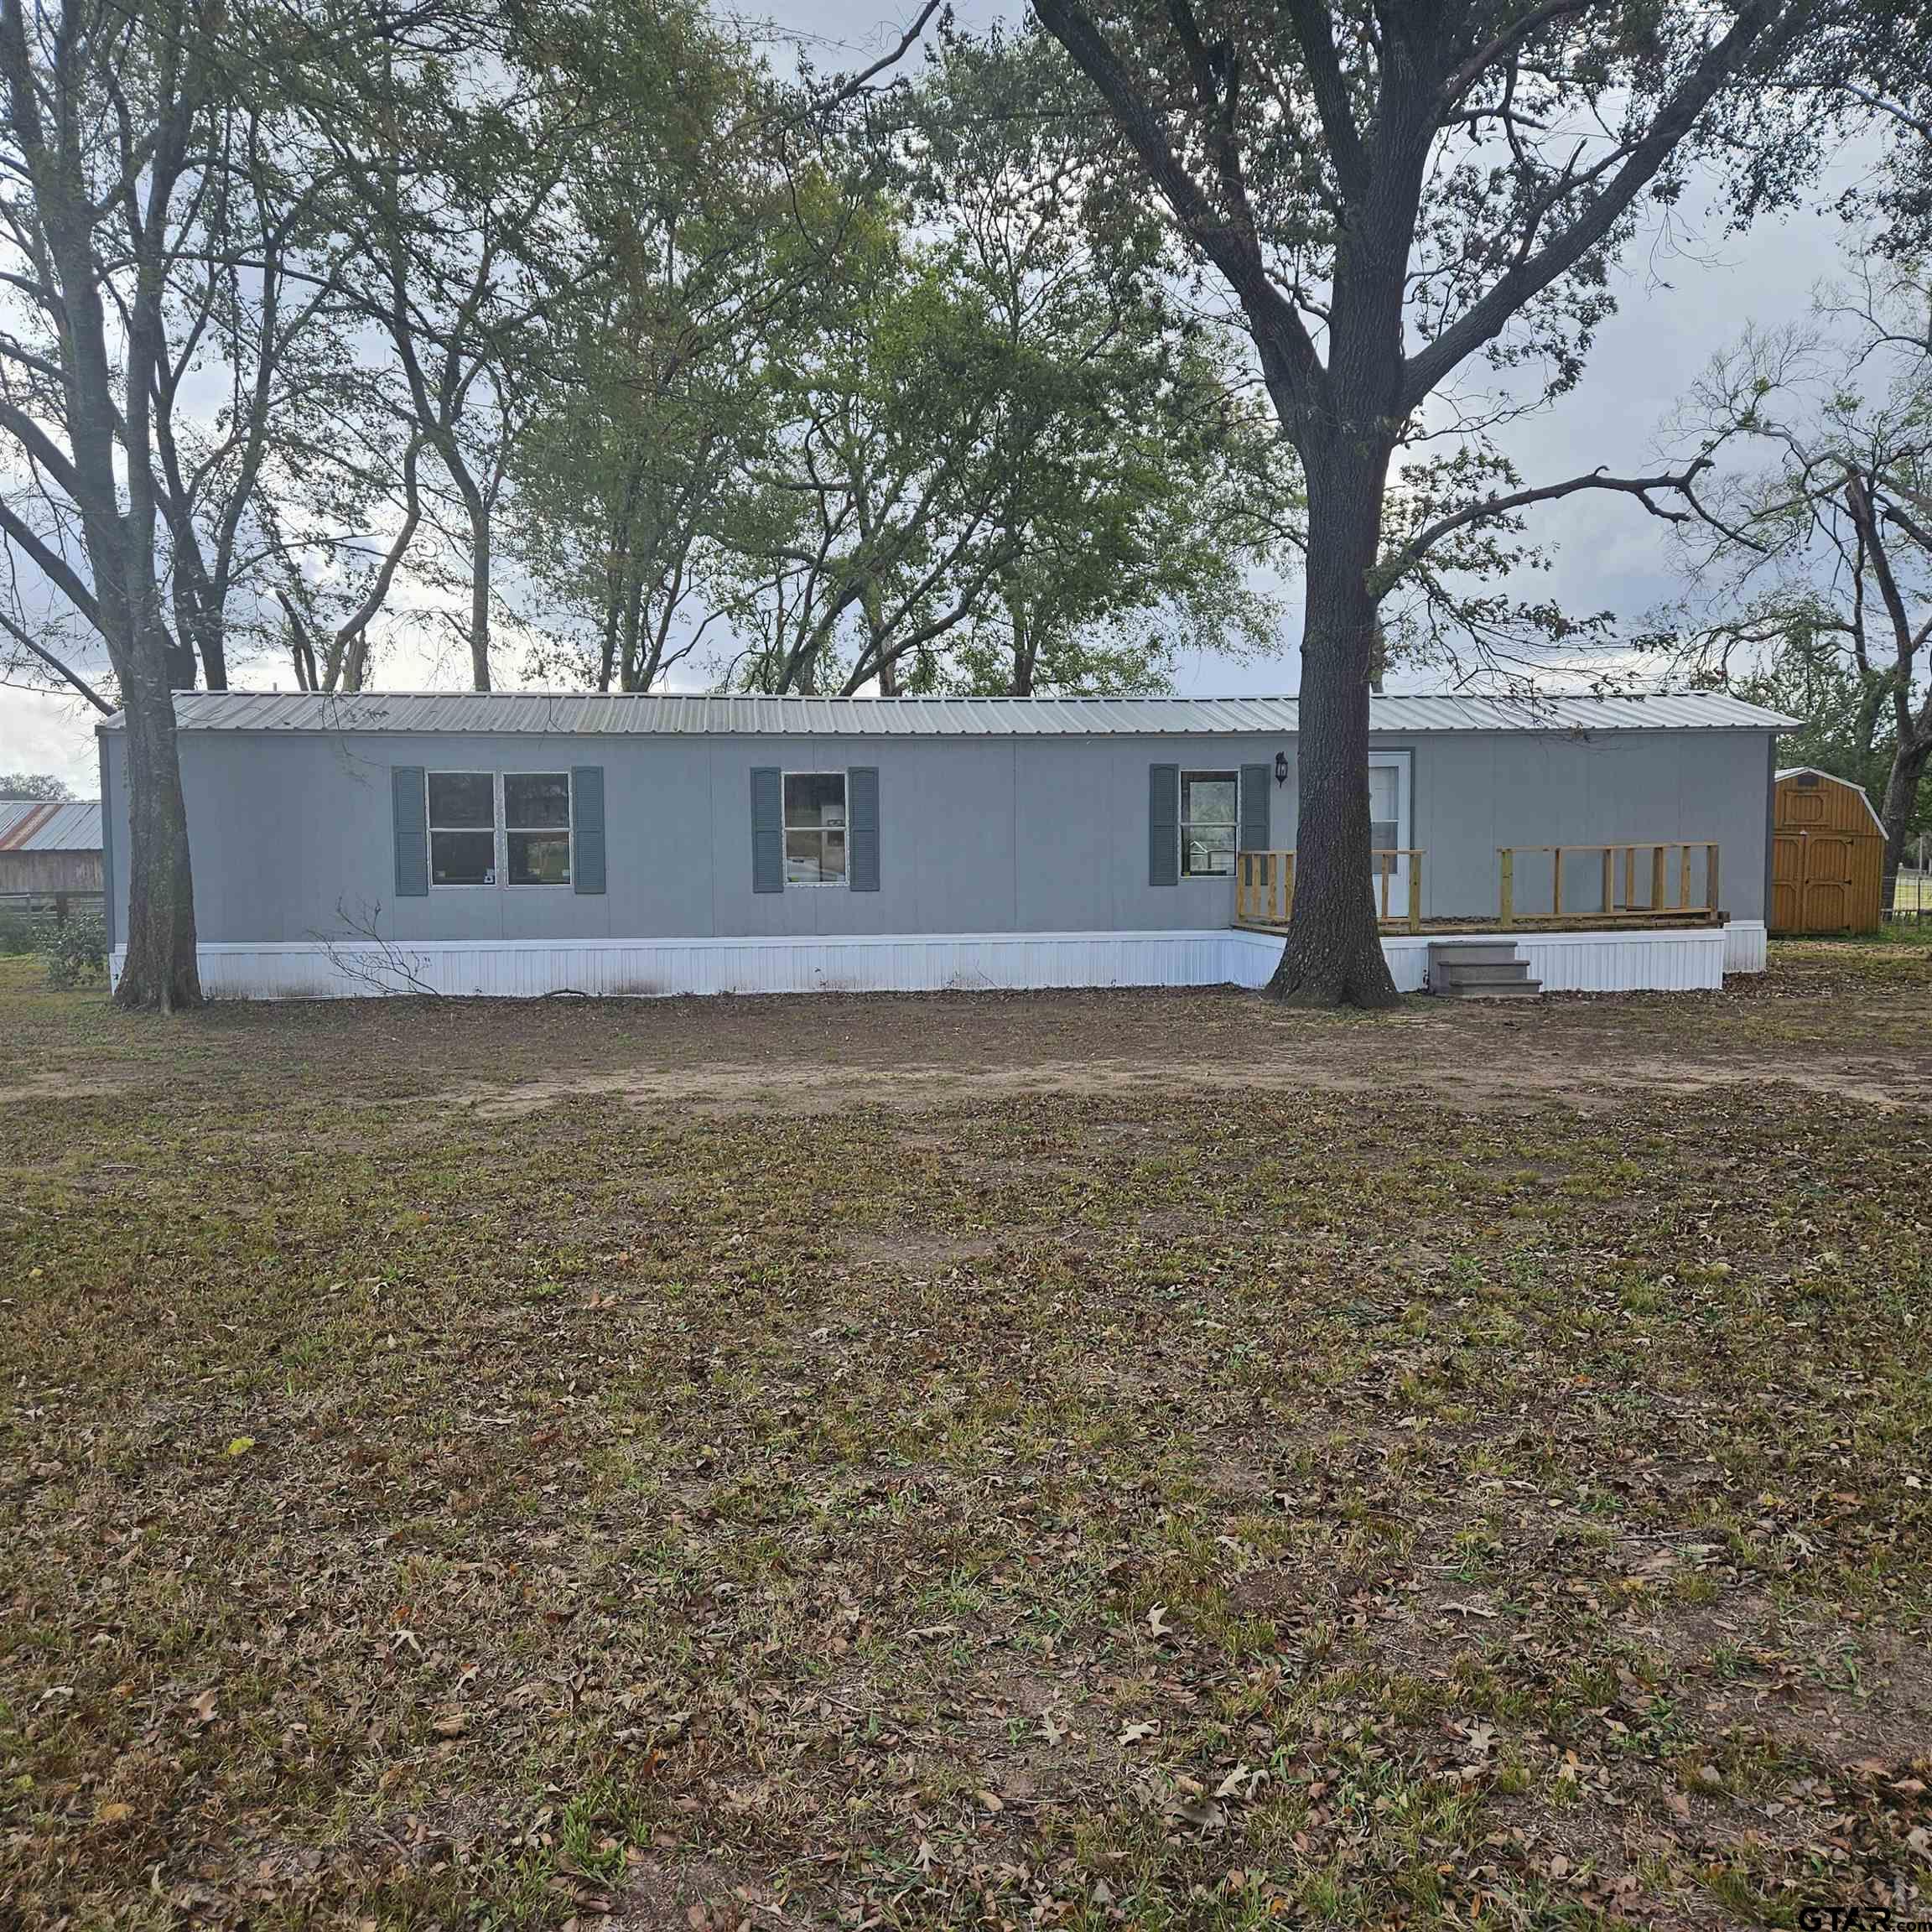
[106,719,1774,947]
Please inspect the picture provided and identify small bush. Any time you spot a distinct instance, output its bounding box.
[44,911,107,989]
[0,906,37,955]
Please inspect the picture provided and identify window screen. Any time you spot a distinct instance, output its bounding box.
[1180,771,1238,877]
[784,772,847,885]
[428,771,496,886]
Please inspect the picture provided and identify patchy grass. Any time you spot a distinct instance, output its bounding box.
[3,951,1929,1930]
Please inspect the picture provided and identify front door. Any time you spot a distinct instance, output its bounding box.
[1368,763,1407,919]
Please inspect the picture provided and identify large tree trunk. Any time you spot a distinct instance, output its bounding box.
[1878,735,1930,911]
[1265,445,1401,1009]
[115,651,202,1011]
[467,491,492,691]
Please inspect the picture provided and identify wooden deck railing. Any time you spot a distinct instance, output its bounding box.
[1237,849,1425,931]
[1498,842,1721,927]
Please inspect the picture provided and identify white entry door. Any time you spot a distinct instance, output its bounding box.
[1368,755,1412,917]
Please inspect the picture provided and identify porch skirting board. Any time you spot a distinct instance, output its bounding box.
[1228,925,1731,994]
[1722,920,1768,974]
[114,921,1749,1001]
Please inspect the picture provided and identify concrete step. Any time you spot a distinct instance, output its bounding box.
[1438,960,1535,985]
[1427,940,1543,1000]
[1427,942,1522,967]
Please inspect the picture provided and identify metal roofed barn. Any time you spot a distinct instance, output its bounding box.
[0,800,104,917]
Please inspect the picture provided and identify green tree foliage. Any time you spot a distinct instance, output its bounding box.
[711,28,1299,698]
[0,772,72,802]
[887,29,1294,697]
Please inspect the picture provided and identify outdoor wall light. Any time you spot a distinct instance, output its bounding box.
[1274,750,1290,787]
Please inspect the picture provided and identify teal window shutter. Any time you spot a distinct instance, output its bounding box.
[849,766,880,891]
[392,766,428,897]
[1239,764,1271,851]
[572,766,605,894]
[1149,764,1179,886]
[750,767,782,892]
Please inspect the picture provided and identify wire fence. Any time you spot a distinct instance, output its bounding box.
[1885,870,1930,925]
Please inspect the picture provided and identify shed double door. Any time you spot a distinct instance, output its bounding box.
[1772,831,1857,933]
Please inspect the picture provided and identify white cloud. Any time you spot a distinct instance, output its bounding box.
[0,687,105,793]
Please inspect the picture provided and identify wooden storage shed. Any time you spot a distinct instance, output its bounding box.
[1770,767,1885,934]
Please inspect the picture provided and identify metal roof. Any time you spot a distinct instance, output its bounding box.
[0,800,101,852]
[118,689,1796,737]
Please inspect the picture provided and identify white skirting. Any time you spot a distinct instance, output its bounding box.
[114,921,1753,1001]
[1722,919,1768,974]
[1229,924,1730,993]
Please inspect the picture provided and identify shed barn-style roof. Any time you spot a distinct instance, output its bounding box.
[106,689,1796,738]
[0,800,101,851]
[1774,767,1886,835]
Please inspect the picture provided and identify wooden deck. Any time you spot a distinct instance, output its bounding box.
[1234,840,1725,936]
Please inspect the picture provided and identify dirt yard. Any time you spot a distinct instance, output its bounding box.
[3,943,1929,1929]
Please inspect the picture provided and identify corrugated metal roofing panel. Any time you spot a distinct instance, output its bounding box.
[0,800,101,850]
[115,689,1797,737]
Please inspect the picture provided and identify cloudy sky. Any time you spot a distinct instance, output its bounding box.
[1,0,1873,796]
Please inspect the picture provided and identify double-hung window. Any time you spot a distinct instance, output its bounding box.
[427,771,572,887]
[1180,771,1239,877]
[784,771,846,885]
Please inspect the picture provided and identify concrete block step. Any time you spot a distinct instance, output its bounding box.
[1438,961,1535,985]
[1428,943,1522,967]
[1427,938,1542,1000]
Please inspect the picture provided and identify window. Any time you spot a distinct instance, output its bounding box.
[428,771,496,886]
[784,771,846,885]
[506,773,571,886]
[1181,771,1238,876]
[426,771,572,887]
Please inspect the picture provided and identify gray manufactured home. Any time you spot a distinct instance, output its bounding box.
[99,690,1786,999]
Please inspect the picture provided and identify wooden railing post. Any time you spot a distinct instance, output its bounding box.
[1551,846,1564,918]
[1650,844,1665,913]
[1706,843,1720,918]
[1601,848,1613,917]
[1408,852,1422,932]
[1499,848,1514,926]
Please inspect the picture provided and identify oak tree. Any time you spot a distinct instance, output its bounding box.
[1026,0,1846,1003]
